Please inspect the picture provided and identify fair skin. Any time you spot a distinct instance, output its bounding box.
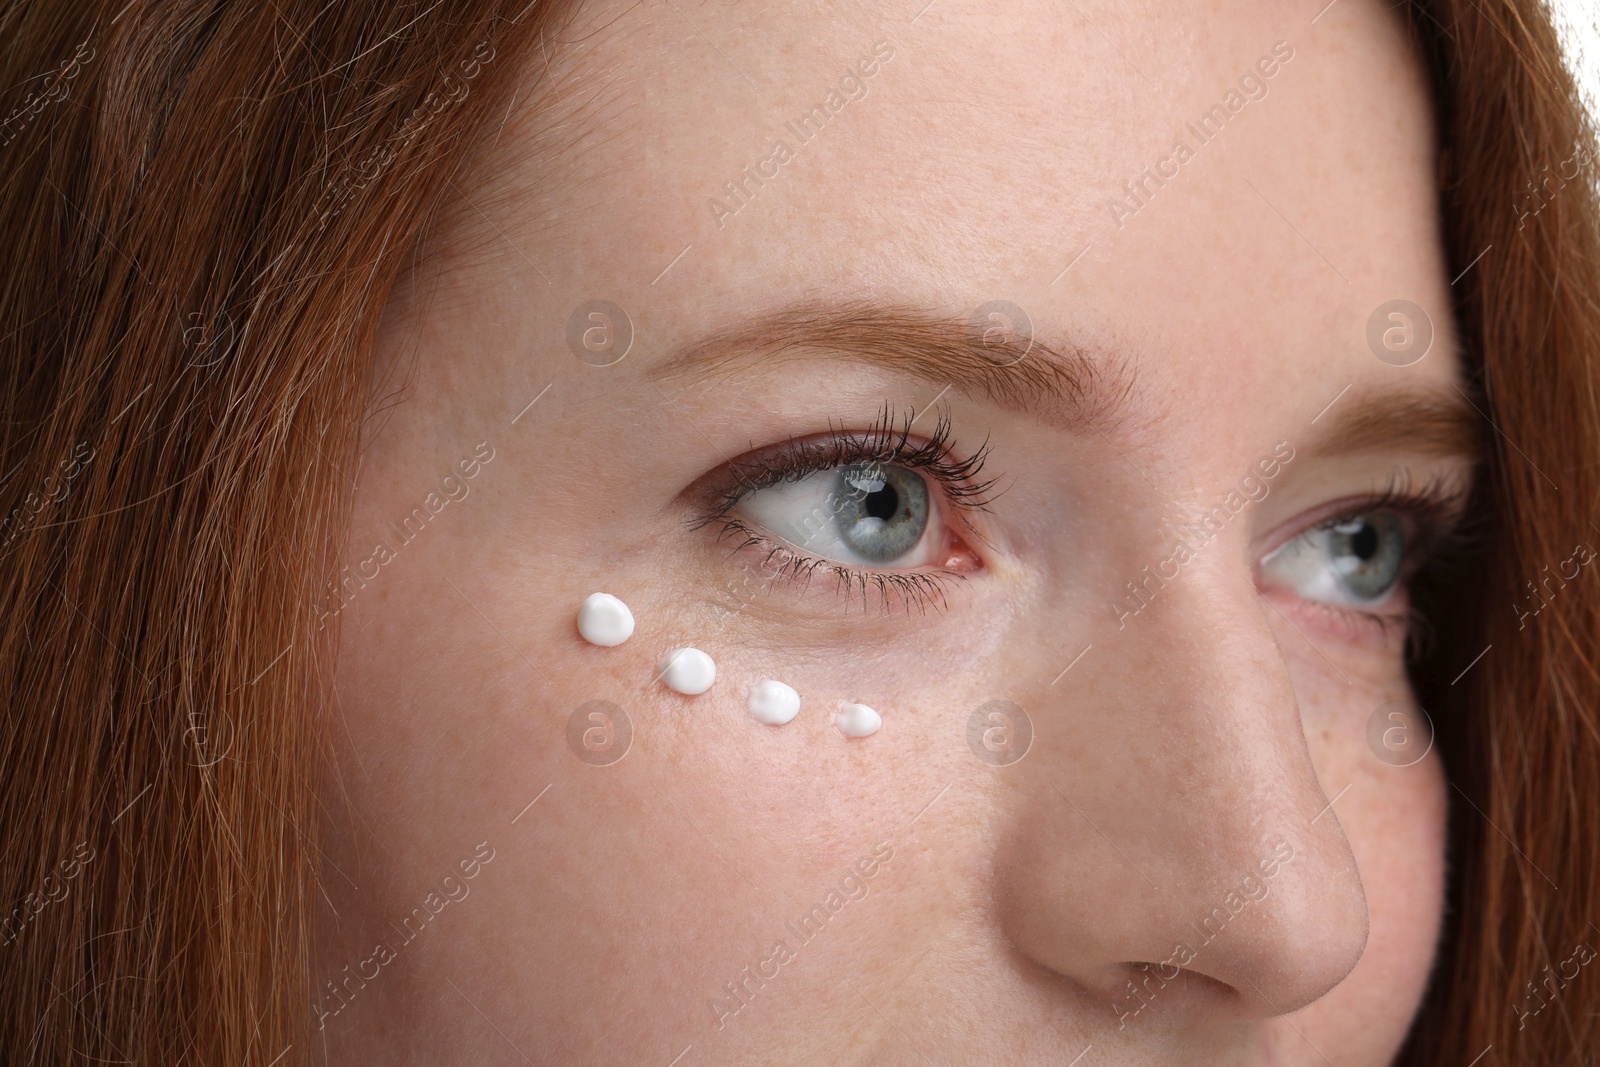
[315,0,1476,1063]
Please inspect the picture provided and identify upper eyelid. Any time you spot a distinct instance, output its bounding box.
[1251,478,1472,563]
[1256,497,1469,614]
[687,406,999,524]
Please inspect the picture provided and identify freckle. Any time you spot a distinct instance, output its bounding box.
[577,593,633,647]
[834,702,881,738]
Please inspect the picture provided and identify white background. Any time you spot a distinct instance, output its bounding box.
[1551,0,1599,121]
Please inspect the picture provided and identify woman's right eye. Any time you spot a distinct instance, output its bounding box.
[733,462,949,568]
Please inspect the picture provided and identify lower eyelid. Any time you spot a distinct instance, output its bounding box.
[708,517,964,615]
[1260,584,1412,651]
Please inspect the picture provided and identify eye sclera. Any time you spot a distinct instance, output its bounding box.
[735,461,946,570]
[1251,473,1471,633]
[1259,511,1407,609]
[720,460,985,581]
[684,405,993,613]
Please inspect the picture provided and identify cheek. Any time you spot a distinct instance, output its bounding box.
[1277,751,1446,1058]
[1277,644,1447,1057]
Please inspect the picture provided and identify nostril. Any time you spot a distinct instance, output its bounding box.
[1108,962,1242,1026]
[997,773,1372,1025]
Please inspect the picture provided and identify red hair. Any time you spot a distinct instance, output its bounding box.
[0,1,1594,1062]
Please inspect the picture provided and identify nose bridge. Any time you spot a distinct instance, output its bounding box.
[994,552,1368,1020]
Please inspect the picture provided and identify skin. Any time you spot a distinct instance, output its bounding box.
[314,0,1474,1063]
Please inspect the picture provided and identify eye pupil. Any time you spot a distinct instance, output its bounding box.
[1350,523,1379,561]
[865,484,900,521]
[1328,513,1404,601]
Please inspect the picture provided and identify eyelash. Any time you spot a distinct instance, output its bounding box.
[1274,471,1476,643]
[687,403,995,614]
[688,411,1477,632]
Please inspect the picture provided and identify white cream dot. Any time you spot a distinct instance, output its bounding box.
[834,702,881,738]
[747,679,800,725]
[659,647,716,695]
[577,593,634,647]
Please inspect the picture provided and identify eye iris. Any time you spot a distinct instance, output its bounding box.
[1328,514,1403,600]
[835,463,929,563]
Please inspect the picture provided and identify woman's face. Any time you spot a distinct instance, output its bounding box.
[317,0,1477,1062]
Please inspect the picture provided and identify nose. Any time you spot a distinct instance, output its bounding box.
[993,553,1369,1023]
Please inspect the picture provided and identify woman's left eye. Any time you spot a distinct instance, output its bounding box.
[732,461,948,568]
[1260,512,1406,607]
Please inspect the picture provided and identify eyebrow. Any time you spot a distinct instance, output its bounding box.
[650,299,1484,463]
[1302,388,1485,462]
[649,299,1135,432]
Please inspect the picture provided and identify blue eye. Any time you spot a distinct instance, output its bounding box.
[1261,513,1406,605]
[733,461,944,568]
[831,463,931,563]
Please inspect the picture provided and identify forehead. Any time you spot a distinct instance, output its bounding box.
[466,0,1455,435]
